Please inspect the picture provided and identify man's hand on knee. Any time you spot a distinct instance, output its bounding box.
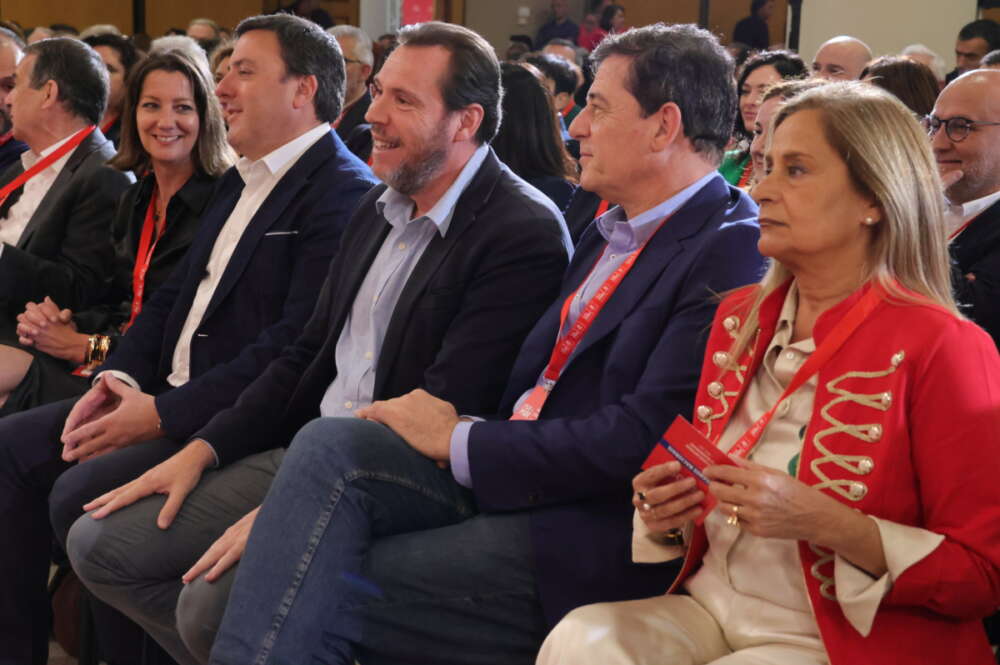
[61,375,163,461]
[356,389,458,463]
[83,439,216,529]
[183,506,260,584]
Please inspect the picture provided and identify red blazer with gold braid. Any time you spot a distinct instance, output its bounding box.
[667,279,1000,665]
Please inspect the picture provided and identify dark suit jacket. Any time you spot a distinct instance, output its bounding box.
[99,130,377,441]
[950,198,1000,347]
[0,128,133,320]
[467,175,766,626]
[335,91,371,144]
[0,135,27,174]
[196,150,571,467]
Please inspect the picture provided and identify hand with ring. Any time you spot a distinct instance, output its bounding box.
[631,461,705,533]
[725,503,740,527]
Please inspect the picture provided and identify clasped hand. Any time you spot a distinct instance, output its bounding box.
[356,388,459,465]
[16,297,88,364]
[634,457,845,543]
[61,374,161,462]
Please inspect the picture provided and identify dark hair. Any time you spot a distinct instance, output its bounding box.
[234,13,345,122]
[397,21,502,144]
[24,38,108,124]
[751,0,768,13]
[49,23,78,35]
[735,49,807,134]
[493,63,576,183]
[600,5,625,32]
[860,56,939,118]
[83,33,143,77]
[524,53,577,95]
[592,23,735,163]
[959,19,1000,52]
[983,49,1000,66]
[110,49,233,177]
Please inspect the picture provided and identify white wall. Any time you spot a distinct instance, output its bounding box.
[361,0,400,39]
[798,0,978,69]
[464,0,586,56]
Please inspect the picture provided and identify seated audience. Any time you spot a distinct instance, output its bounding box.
[152,35,211,71]
[536,0,579,49]
[901,43,947,87]
[543,37,581,67]
[68,21,571,664]
[0,48,234,415]
[494,62,578,210]
[539,81,1000,665]
[0,14,376,664]
[981,49,1000,68]
[600,4,627,36]
[861,55,938,118]
[928,70,1000,345]
[328,25,374,160]
[0,38,133,341]
[577,1,607,51]
[147,22,761,665]
[0,28,28,173]
[79,23,122,40]
[720,50,806,188]
[812,35,871,80]
[946,19,1000,83]
[186,17,222,54]
[278,0,335,29]
[525,52,581,129]
[748,78,827,185]
[82,33,144,145]
[732,0,774,52]
[209,43,233,84]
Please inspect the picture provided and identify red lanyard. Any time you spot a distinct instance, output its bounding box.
[0,131,12,147]
[101,114,118,135]
[0,125,94,209]
[594,199,610,219]
[510,214,670,420]
[725,284,884,459]
[949,217,974,241]
[736,159,753,188]
[561,100,576,118]
[122,188,165,332]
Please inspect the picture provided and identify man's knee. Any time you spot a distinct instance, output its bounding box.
[286,417,407,473]
[177,570,235,664]
[49,463,91,545]
[65,513,117,587]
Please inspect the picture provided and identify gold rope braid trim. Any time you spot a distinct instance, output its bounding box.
[700,330,758,438]
[805,350,904,600]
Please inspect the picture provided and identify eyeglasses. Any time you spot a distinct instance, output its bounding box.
[343,57,363,66]
[922,114,1000,143]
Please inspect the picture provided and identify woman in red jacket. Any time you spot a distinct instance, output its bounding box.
[537,83,1000,664]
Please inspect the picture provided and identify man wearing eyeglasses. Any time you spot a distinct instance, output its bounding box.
[328,25,374,161]
[927,70,1000,346]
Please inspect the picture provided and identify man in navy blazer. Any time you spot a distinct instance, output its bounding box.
[195,24,766,665]
[0,15,375,665]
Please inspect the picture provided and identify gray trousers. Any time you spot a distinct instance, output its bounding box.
[66,448,285,665]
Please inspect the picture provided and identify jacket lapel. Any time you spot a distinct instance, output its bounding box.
[568,177,733,361]
[16,130,109,249]
[199,132,335,322]
[372,151,502,398]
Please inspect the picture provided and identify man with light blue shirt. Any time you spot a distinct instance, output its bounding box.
[186,23,766,665]
[65,21,569,665]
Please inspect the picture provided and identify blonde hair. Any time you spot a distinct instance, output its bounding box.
[730,82,958,358]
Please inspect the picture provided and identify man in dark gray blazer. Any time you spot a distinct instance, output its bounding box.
[0,38,133,336]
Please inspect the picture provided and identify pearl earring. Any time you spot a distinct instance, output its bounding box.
[864,217,876,226]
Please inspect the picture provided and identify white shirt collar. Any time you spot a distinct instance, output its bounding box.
[952,189,1000,225]
[236,123,331,183]
[21,130,79,171]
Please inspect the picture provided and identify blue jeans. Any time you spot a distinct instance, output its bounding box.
[209,417,546,665]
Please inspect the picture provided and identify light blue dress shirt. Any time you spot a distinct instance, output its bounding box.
[318,144,490,416]
[448,171,722,487]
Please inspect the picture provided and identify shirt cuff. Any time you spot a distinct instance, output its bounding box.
[834,515,944,636]
[193,438,221,468]
[449,419,479,488]
[93,370,140,391]
[631,508,689,563]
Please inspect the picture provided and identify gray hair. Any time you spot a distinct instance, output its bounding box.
[236,13,345,123]
[327,25,373,67]
[79,24,122,40]
[150,35,211,72]
[901,43,947,81]
[188,18,221,38]
[592,23,736,164]
[24,37,107,124]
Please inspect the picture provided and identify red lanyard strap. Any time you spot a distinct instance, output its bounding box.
[725,284,884,459]
[122,188,165,333]
[0,125,94,210]
[511,214,669,420]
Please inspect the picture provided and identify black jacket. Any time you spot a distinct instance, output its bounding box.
[950,197,1000,347]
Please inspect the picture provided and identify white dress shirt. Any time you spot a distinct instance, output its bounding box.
[0,132,79,255]
[946,188,1000,237]
[165,123,331,387]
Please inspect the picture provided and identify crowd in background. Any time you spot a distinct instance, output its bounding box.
[0,3,998,665]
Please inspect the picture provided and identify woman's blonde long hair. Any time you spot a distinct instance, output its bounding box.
[729,82,958,359]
